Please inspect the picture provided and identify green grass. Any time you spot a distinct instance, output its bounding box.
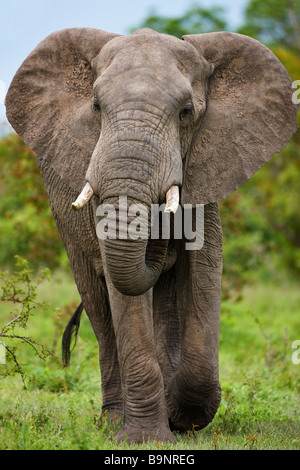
[0,269,299,450]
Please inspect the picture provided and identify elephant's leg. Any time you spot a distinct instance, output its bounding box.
[166,203,223,431]
[104,277,175,443]
[55,226,123,419]
[153,266,180,391]
[83,276,123,421]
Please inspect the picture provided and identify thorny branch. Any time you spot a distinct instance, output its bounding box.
[0,256,62,388]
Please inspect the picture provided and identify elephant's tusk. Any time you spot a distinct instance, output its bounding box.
[164,185,180,214]
[71,182,94,210]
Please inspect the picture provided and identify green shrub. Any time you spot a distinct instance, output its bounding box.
[0,134,66,269]
[0,256,62,387]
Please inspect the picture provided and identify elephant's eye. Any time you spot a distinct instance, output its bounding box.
[93,98,101,112]
[179,104,194,122]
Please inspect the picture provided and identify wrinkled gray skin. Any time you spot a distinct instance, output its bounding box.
[6,28,298,443]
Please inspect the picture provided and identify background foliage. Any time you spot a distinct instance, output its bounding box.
[0,135,66,269]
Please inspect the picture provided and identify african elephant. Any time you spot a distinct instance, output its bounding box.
[6,28,298,443]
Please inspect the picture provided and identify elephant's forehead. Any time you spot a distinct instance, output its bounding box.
[93,29,204,76]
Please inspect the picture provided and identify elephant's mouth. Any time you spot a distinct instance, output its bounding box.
[71,183,180,296]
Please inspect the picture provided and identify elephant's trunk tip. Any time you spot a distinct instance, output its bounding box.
[164,185,180,214]
[71,182,94,211]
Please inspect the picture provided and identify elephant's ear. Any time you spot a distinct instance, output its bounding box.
[181,32,298,205]
[6,28,120,190]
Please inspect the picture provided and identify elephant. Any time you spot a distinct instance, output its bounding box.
[5,27,298,443]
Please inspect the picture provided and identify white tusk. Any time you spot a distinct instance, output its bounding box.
[164,185,180,214]
[71,182,94,211]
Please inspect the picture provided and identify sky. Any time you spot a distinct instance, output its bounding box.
[0,0,248,128]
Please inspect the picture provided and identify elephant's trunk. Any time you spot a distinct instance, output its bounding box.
[102,186,179,296]
[104,236,169,296]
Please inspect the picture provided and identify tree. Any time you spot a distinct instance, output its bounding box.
[130,5,227,37]
[238,0,300,53]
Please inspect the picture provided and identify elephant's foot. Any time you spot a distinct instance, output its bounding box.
[166,383,221,432]
[116,425,176,444]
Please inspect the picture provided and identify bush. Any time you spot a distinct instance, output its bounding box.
[0,134,66,269]
[0,256,62,387]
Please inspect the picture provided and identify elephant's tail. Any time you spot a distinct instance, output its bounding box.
[62,302,84,366]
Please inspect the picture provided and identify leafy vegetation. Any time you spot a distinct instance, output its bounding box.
[0,134,66,269]
[0,256,62,387]
[130,5,227,37]
[237,0,300,53]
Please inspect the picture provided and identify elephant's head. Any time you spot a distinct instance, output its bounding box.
[6,28,298,295]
